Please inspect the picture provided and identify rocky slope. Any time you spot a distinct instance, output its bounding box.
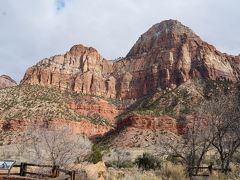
[0,75,17,89]
[0,84,124,145]
[21,20,240,99]
[100,79,235,149]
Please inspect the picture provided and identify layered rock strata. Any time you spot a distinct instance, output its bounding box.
[22,20,240,99]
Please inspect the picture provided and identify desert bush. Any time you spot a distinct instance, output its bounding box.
[135,153,161,171]
[106,160,134,168]
[87,144,103,164]
[105,149,134,168]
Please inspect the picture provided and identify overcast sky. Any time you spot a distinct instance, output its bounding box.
[0,0,239,82]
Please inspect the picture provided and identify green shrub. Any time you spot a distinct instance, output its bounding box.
[106,160,134,168]
[135,153,161,171]
[87,144,103,164]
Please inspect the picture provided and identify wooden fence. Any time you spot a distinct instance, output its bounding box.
[0,162,76,180]
[189,166,231,177]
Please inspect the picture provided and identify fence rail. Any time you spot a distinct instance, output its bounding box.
[0,162,76,180]
[189,166,231,176]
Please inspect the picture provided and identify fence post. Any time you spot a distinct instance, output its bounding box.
[51,165,59,178]
[70,170,76,180]
[208,163,213,174]
[20,163,27,176]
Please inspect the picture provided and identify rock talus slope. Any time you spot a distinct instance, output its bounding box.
[21,20,240,99]
[0,84,123,144]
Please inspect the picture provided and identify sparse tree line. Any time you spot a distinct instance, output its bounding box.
[165,87,240,177]
[17,126,92,167]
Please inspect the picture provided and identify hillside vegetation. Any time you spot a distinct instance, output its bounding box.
[118,79,233,120]
[0,84,110,126]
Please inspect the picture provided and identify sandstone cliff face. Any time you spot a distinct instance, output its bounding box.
[0,75,17,89]
[21,45,116,98]
[112,20,240,99]
[118,115,183,134]
[110,114,188,148]
[69,98,121,124]
[0,118,112,145]
[21,20,240,99]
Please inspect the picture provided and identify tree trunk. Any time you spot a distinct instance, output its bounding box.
[224,158,231,175]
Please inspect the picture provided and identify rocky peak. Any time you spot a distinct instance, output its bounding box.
[127,19,200,57]
[0,75,16,83]
[69,44,99,57]
[0,75,17,89]
[21,20,240,100]
[155,20,197,37]
[113,20,239,98]
[21,44,116,98]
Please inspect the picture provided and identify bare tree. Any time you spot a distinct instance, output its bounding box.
[163,84,240,176]
[164,114,213,176]
[200,92,240,174]
[18,125,92,167]
[113,148,131,168]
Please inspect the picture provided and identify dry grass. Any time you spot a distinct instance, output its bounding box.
[106,168,162,180]
[208,164,240,180]
[159,161,187,180]
[105,161,188,180]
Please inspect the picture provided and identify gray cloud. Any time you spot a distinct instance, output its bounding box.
[0,0,239,82]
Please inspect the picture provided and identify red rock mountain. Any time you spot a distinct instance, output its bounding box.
[21,20,240,99]
[0,75,17,89]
